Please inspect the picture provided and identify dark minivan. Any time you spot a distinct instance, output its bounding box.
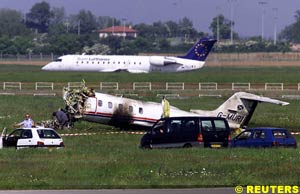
[140,116,231,149]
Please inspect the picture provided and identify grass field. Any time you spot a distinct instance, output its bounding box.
[1,64,300,189]
[1,64,300,83]
[0,95,300,189]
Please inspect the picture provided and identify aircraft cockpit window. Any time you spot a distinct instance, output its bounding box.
[54,58,62,62]
[108,102,113,109]
[139,107,143,114]
[98,100,103,107]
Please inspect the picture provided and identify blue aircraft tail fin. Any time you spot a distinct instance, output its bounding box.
[178,38,217,61]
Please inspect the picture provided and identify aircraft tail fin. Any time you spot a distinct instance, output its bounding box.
[178,37,217,61]
[191,92,289,129]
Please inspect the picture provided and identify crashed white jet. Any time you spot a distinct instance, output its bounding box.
[63,87,289,130]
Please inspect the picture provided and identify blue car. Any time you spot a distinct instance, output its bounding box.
[231,127,297,148]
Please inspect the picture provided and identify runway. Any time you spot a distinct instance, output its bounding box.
[0,188,235,194]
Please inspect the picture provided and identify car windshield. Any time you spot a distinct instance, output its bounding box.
[236,131,252,140]
[37,129,61,139]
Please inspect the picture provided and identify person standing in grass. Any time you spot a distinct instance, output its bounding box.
[14,113,35,128]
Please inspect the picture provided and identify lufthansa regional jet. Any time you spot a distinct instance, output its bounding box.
[42,37,216,73]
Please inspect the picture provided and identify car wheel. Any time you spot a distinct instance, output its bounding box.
[183,143,192,148]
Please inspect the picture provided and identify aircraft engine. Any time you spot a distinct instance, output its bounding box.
[149,56,177,66]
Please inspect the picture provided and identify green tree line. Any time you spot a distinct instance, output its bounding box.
[0,1,299,55]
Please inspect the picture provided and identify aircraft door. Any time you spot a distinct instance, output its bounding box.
[84,97,97,113]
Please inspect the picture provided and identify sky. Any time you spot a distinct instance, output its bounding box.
[1,0,300,38]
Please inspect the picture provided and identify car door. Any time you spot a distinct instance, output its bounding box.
[247,130,269,147]
[17,129,35,148]
[4,129,23,147]
[201,119,222,147]
[232,130,253,147]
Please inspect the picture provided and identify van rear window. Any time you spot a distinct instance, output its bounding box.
[272,130,288,138]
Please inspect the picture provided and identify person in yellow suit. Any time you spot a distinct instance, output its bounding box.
[161,96,170,118]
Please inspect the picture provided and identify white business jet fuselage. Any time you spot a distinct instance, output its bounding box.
[64,88,289,130]
[42,38,217,73]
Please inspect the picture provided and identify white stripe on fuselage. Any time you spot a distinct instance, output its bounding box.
[82,92,199,127]
[42,55,205,73]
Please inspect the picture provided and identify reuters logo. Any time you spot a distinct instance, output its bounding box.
[235,186,244,194]
[236,185,299,194]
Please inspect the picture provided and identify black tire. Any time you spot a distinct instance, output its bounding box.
[183,143,192,148]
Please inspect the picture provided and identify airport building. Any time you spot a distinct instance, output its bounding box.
[98,26,137,39]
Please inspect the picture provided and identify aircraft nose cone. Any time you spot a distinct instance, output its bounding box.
[42,64,51,71]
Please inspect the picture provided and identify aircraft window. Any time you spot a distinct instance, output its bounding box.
[129,106,133,113]
[98,62,100,64]
[139,62,141,65]
[92,61,94,64]
[113,62,115,64]
[108,62,110,64]
[134,62,136,65]
[54,58,62,62]
[124,62,126,64]
[118,104,123,110]
[86,61,89,64]
[76,61,78,64]
[81,61,84,64]
[139,107,143,114]
[108,102,113,109]
[118,62,120,64]
[98,100,103,107]
[103,62,105,64]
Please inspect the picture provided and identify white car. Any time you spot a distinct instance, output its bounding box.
[0,127,64,149]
